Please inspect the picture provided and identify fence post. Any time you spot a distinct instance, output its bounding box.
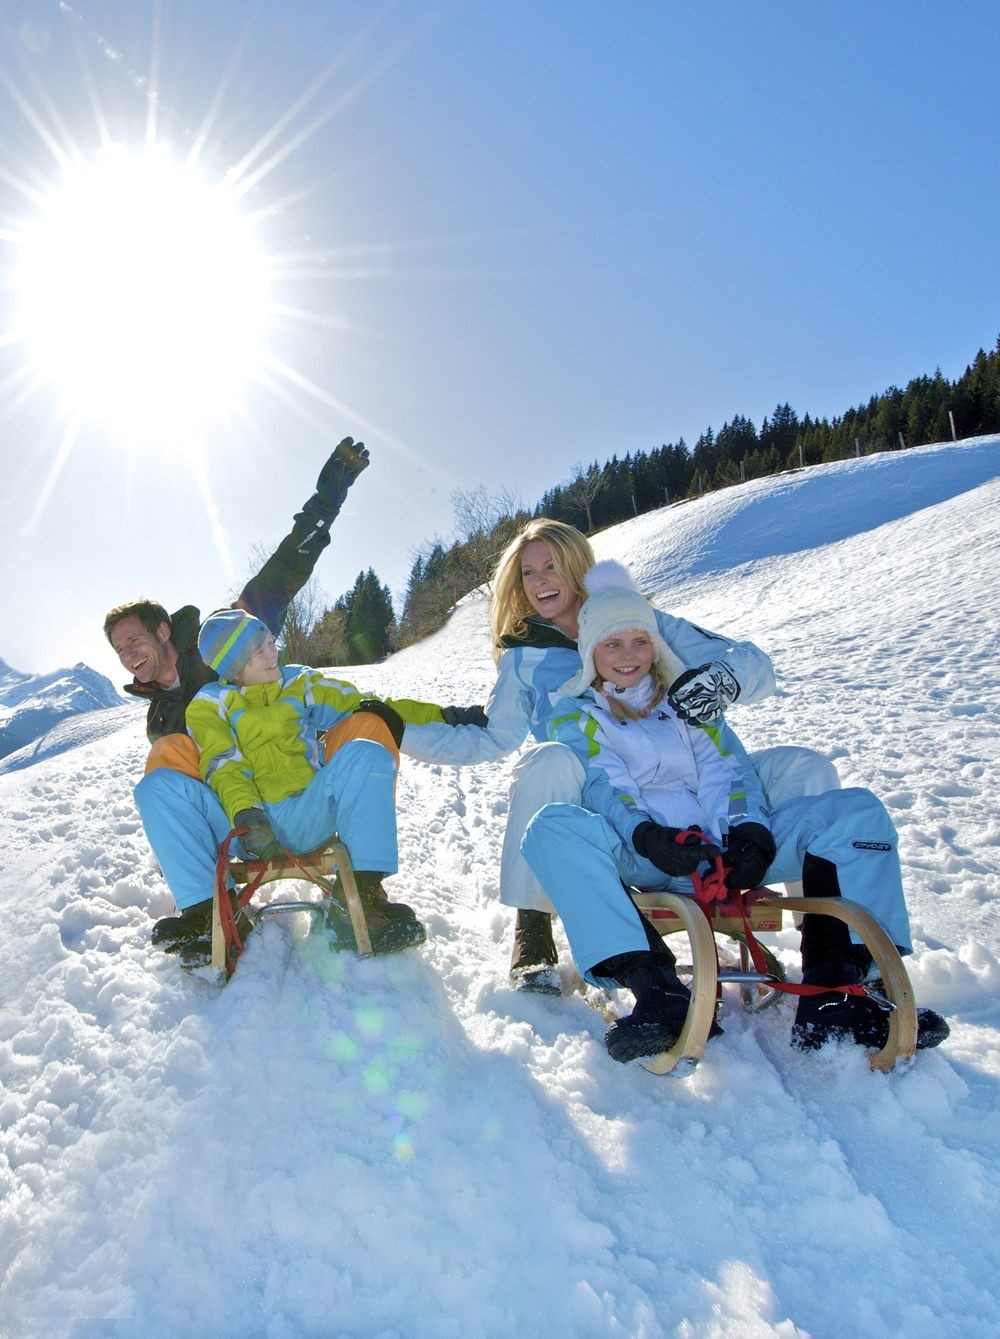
[949,411,957,441]
[898,431,906,449]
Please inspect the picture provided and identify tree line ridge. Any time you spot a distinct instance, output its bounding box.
[284,337,1000,664]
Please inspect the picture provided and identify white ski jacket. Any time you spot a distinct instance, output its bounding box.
[547,685,770,850]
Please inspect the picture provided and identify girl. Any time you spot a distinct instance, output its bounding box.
[520,561,949,1062]
[179,608,446,957]
[403,520,836,991]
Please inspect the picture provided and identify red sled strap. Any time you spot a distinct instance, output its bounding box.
[679,830,868,1000]
[214,827,267,978]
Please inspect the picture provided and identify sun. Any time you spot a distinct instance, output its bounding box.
[10,143,272,440]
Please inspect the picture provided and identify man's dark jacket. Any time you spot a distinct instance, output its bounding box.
[123,497,336,741]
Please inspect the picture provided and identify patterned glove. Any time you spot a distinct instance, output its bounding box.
[667,662,740,724]
[441,705,488,727]
[724,822,776,890]
[632,821,722,876]
[311,438,370,515]
[234,808,283,861]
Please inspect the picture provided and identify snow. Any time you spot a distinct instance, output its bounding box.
[0,659,125,764]
[1,438,999,1338]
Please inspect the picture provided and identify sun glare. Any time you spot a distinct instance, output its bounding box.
[11,144,271,439]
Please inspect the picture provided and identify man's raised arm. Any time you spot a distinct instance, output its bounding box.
[236,437,370,634]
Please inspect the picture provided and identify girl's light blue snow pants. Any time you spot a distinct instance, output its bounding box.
[521,787,912,984]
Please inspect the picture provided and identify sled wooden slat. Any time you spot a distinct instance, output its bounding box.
[631,889,918,1075]
[642,896,783,937]
[756,895,917,1073]
[212,840,372,973]
[629,892,721,1075]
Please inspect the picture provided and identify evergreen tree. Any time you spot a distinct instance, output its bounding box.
[955,339,1000,436]
[335,569,396,664]
[716,414,759,471]
[761,403,799,461]
[690,428,719,486]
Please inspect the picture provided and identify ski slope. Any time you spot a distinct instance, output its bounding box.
[1,437,999,1338]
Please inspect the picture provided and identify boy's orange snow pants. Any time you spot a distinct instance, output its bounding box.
[143,715,400,782]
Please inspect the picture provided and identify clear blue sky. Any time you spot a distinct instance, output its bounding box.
[1,0,998,676]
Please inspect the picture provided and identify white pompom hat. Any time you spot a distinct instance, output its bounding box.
[560,559,685,697]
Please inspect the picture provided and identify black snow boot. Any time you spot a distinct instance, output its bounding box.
[152,893,255,968]
[791,956,884,1051]
[791,856,949,1051]
[790,959,949,1052]
[509,909,560,995]
[598,951,693,1064]
[151,897,213,965]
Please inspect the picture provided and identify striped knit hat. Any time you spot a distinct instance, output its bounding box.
[198,609,269,683]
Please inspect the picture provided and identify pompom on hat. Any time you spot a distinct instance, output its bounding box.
[198,609,270,683]
[560,560,685,697]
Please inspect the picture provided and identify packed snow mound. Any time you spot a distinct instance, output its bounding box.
[603,434,1000,590]
[0,438,998,1336]
[0,656,125,761]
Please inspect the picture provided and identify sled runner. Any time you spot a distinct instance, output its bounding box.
[213,836,372,978]
[631,887,918,1077]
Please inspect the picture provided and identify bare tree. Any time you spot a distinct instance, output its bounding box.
[561,462,606,533]
[450,484,529,593]
[306,604,349,668]
[238,542,326,664]
[280,579,324,663]
[452,484,525,540]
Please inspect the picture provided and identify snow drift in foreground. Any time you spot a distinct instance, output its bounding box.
[1,437,999,1339]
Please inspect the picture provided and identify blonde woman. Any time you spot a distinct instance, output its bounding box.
[404,519,836,991]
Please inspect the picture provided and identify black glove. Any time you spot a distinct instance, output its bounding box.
[441,704,488,728]
[632,821,722,876]
[234,807,283,861]
[354,698,405,747]
[308,438,370,517]
[667,662,740,724]
[724,822,776,890]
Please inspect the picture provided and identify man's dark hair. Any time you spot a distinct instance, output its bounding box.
[103,599,172,644]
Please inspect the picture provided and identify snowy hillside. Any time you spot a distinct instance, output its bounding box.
[1,438,999,1338]
[0,657,125,763]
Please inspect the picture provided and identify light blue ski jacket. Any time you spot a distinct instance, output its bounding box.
[401,608,776,767]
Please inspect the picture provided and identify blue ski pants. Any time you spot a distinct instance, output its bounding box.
[135,738,397,910]
[521,787,913,985]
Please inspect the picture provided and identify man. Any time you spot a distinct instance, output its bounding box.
[105,437,370,962]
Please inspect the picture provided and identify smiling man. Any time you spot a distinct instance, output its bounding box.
[102,436,370,962]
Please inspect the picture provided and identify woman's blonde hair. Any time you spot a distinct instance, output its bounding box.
[595,663,669,723]
[489,518,595,662]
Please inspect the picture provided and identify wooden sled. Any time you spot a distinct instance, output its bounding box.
[631,889,919,1077]
[212,840,372,975]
